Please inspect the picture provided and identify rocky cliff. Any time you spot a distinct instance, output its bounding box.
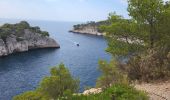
[70,25,103,36]
[0,21,60,57]
[70,21,109,36]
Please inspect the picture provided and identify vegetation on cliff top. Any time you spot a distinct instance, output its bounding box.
[0,21,49,40]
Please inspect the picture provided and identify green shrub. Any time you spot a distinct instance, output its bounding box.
[39,63,79,99]
[13,63,149,100]
[30,26,41,33]
[30,26,49,37]
[0,28,12,40]
[106,84,148,100]
[126,49,170,82]
[40,31,49,37]
[13,63,79,100]
[13,91,44,100]
[15,21,30,29]
[96,60,129,88]
[63,84,148,100]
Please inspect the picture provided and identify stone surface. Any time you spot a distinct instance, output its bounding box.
[0,29,59,57]
[83,88,102,95]
[0,39,8,56]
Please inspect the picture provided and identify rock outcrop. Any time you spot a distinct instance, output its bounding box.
[69,21,109,36]
[0,22,60,57]
[70,26,104,36]
[83,88,102,95]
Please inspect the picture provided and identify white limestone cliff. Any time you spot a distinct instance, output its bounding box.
[0,29,59,57]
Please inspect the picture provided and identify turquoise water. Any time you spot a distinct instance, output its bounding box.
[0,20,111,100]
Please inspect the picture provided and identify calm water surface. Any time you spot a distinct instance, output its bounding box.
[0,20,110,100]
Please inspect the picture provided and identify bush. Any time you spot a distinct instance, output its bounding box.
[39,63,79,99]
[0,28,12,40]
[13,63,79,100]
[13,91,43,100]
[126,49,170,82]
[64,84,148,100]
[15,21,30,29]
[40,31,49,37]
[96,60,129,88]
[107,84,148,100]
[30,26,41,33]
[13,62,149,100]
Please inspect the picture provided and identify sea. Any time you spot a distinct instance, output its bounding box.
[0,19,111,100]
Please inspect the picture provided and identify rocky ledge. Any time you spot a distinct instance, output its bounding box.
[69,30,103,36]
[0,21,60,57]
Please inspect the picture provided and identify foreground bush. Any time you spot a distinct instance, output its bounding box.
[13,63,79,100]
[96,60,129,88]
[126,49,170,82]
[13,91,43,100]
[13,62,148,100]
[66,84,148,100]
[14,84,148,100]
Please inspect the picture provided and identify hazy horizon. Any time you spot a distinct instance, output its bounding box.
[0,0,129,22]
[0,0,168,22]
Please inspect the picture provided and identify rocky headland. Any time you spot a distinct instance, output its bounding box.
[69,21,109,36]
[0,21,60,57]
[70,21,143,45]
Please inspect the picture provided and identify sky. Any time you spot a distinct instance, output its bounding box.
[0,0,130,22]
[0,0,149,22]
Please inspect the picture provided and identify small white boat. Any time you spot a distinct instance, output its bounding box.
[74,42,80,46]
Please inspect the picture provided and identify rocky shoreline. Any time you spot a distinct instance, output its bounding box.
[69,21,107,36]
[0,21,60,57]
[69,30,104,36]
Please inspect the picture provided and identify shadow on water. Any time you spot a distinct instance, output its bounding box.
[0,48,59,71]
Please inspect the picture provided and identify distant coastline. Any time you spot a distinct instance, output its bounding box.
[69,21,109,36]
[69,30,104,36]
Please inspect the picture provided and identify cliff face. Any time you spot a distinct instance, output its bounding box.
[70,21,109,36]
[70,25,103,36]
[0,22,60,57]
